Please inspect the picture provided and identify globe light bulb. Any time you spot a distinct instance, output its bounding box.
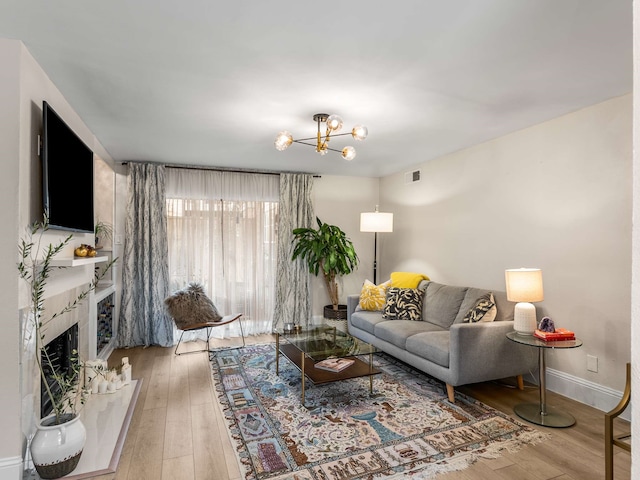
[352,125,368,141]
[342,146,356,161]
[274,131,293,151]
[326,115,343,132]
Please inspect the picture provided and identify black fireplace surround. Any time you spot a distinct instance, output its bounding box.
[41,323,79,418]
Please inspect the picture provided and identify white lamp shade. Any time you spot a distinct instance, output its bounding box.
[360,211,393,233]
[505,268,544,303]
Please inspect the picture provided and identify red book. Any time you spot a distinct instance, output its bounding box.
[534,328,575,341]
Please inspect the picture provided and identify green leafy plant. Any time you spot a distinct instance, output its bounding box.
[291,217,358,310]
[18,216,116,424]
[94,220,113,246]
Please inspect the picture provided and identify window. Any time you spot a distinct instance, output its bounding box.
[165,170,279,336]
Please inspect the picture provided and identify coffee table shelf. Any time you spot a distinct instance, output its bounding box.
[278,342,380,385]
[275,325,380,406]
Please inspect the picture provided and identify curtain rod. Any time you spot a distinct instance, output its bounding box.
[120,161,321,178]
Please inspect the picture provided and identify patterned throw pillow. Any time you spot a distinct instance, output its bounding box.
[358,280,390,311]
[462,292,497,323]
[382,287,425,321]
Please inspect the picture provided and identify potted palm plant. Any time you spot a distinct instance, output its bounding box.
[291,217,359,320]
[19,216,115,479]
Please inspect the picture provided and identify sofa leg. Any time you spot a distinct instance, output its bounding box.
[516,375,524,390]
[446,384,455,402]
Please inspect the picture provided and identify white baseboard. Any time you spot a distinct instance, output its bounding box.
[546,368,631,422]
[0,455,23,480]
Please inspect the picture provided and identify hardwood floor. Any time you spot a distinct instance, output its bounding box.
[92,336,630,480]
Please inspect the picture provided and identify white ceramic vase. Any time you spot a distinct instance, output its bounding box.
[31,413,86,479]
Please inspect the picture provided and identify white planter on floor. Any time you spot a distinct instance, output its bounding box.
[31,413,86,479]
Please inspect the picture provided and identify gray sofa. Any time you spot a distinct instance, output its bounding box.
[347,280,537,402]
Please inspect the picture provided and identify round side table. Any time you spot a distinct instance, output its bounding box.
[506,331,582,428]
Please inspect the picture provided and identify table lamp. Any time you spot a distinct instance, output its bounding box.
[360,206,393,284]
[505,268,544,335]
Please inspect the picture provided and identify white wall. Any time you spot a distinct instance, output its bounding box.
[380,95,632,404]
[0,39,116,479]
[631,1,639,475]
[0,39,24,480]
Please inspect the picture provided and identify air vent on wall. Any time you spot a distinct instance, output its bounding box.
[404,169,421,184]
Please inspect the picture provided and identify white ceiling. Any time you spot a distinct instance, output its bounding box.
[0,0,632,177]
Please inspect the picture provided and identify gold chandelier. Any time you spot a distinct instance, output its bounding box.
[274,113,368,161]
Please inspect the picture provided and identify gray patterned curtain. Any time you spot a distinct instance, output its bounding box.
[273,174,314,329]
[117,163,174,347]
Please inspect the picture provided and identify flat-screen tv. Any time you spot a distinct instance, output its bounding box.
[42,101,94,233]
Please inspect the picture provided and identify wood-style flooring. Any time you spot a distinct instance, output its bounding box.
[92,335,630,480]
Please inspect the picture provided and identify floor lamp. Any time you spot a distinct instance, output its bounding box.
[360,206,393,284]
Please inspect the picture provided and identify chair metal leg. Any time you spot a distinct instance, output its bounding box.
[174,330,187,355]
[174,314,245,356]
[175,326,212,356]
[209,318,246,355]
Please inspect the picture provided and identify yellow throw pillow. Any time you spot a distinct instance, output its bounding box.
[359,280,391,311]
[390,272,430,288]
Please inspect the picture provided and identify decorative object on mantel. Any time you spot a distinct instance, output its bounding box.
[505,268,544,336]
[291,218,358,324]
[85,357,132,395]
[360,205,394,284]
[74,244,97,257]
[18,215,116,479]
[275,113,368,161]
[94,220,113,248]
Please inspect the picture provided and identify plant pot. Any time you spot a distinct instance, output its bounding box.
[323,304,347,320]
[31,413,86,479]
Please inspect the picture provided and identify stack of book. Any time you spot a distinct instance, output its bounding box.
[314,357,355,372]
[534,328,575,341]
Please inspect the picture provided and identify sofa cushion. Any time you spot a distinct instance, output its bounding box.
[350,310,387,335]
[462,292,497,323]
[405,331,450,368]
[390,271,430,288]
[358,279,391,311]
[382,287,425,320]
[164,282,222,329]
[422,282,468,328]
[375,320,445,350]
[454,288,514,323]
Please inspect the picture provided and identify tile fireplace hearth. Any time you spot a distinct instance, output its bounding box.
[26,380,141,480]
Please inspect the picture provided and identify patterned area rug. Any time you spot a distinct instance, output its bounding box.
[210,344,547,480]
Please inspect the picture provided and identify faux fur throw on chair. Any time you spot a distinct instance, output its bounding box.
[164,283,222,330]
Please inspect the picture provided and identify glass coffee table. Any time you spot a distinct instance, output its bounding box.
[275,324,380,406]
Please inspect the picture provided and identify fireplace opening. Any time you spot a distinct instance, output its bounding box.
[41,323,79,418]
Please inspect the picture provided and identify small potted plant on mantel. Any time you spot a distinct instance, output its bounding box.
[291,217,359,322]
[94,219,113,248]
[18,216,115,479]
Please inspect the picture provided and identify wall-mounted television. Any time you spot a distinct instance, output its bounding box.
[42,101,94,233]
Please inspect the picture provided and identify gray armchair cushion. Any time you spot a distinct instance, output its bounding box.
[423,282,468,328]
[375,320,445,350]
[350,310,387,335]
[454,288,515,324]
[406,331,450,367]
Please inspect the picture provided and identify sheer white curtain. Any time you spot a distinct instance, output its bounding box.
[165,169,279,337]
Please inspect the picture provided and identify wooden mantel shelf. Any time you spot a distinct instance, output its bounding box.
[50,255,109,267]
